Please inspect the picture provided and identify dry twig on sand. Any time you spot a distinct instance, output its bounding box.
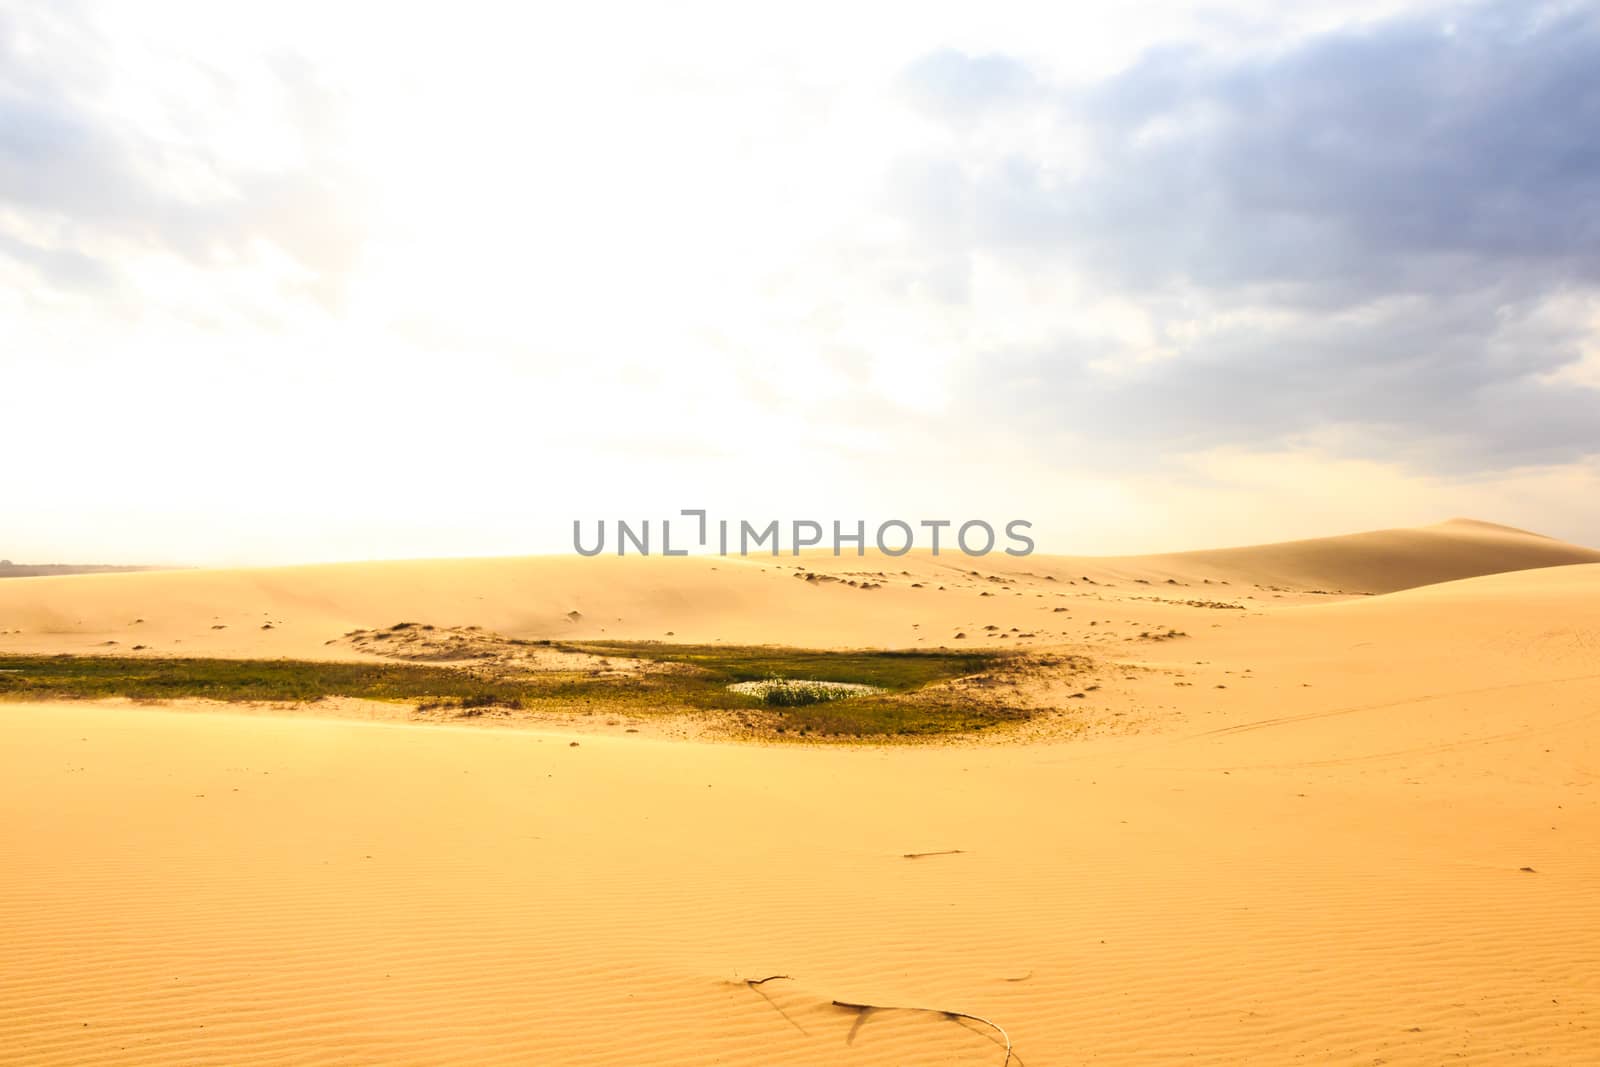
[831,998,1012,1065]
[744,974,791,986]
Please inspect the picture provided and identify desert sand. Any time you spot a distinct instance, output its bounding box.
[2,518,1598,1064]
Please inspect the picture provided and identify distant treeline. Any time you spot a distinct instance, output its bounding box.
[0,563,172,579]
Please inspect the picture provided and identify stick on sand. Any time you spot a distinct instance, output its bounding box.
[831,998,1012,1065]
[744,974,791,986]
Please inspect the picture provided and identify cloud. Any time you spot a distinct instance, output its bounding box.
[0,5,364,308]
[888,0,1600,472]
[0,230,115,291]
[1071,0,1600,298]
[898,50,1038,121]
[5,0,1600,561]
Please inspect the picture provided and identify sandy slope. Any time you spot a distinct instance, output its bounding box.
[1083,517,1595,594]
[3,521,1599,1064]
[0,517,1594,657]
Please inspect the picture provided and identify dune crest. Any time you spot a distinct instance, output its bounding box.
[0,520,1594,657]
[1083,516,1600,594]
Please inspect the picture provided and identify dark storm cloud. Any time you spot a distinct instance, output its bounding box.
[895,1,1600,470]
[1072,0,1600,298]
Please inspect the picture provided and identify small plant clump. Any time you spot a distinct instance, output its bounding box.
[727,678,884,707]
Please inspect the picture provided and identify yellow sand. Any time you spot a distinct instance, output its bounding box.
[2,519,1598,1064]
[0,517,1593,658]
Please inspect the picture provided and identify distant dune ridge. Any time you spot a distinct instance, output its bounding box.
[3,518,1600,1064]
[0,562,169,579]
[1096,517,1600,594]
[0,517,1594,657]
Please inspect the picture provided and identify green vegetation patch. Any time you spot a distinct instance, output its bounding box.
[0,654,532,705]
[0,643,1029,739]
[560,641,993,689]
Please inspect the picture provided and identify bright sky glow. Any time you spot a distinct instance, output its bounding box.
[3,0,1598,563]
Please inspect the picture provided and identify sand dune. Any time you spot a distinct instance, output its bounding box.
[1072,516,1600,594]
[1,518,1594,657]
[8,681,1596,1066]
[3,521,1599,1063]
[0,563,168,580]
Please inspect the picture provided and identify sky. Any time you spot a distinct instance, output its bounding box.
[2,0,1598,564]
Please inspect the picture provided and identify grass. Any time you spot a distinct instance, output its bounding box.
[0,643,1029,739]
[561,641,994,689]
[728,678,885,707]
[762,683,835,707]
[0,655,534,705]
